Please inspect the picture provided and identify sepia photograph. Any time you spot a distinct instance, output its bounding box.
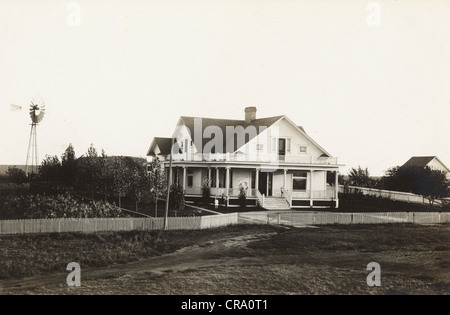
[0,0,449,301]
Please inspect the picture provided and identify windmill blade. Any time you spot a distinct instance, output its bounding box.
[10,104,22,111]
[28,98,46,123]
[29,109,35,121]
[36,106,45,123]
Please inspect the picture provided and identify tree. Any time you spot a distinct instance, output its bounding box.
[7,166,28,186]
[348,166,375,188]
[201,176,211,206]
[169,184,185,216]
[77,144,100,196]
[419,168,449,206]
[39,155,61,183]
[112,156,130,208]
[61,143,77,186]
[381,165,449,207]
[238,183,247,208]
[148,157,166,217]
[98,149,113,202]
[76,144,113,200]
[129,166,151,212]
[111,156,148,209]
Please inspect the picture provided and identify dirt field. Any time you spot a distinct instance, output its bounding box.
[0,224,449,295]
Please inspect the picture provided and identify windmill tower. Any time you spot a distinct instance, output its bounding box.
[26,99,45,176]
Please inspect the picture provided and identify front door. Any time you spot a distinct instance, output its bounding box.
[258,172,273,196]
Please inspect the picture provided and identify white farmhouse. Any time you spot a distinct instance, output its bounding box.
[147,107,343,210]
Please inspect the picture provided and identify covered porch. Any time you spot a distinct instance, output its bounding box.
[166,163,340,209]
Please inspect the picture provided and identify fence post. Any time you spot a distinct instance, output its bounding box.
[351,213,353,224]
[413,212,415,224]
[278,213,281,225]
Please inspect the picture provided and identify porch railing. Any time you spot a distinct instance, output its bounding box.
[291,190,335,199]
[226,188,258,197]
[186,187,335,200]
[208,187,258,197]
[162,153,338,165]
[282,189,293,207]
[256,190,265,208]
[312,189,336,199]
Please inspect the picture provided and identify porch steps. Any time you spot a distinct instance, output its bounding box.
[263,197,291,210]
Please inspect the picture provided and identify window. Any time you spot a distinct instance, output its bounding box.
[292,171,307,191]
[299,145,307,153]
[187,169,194,187]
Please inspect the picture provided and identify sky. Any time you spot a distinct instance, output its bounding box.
[0,0,449,176]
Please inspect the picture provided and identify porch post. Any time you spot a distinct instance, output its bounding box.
[310,170,314,207]
[255,168,260,192]
[216,167,219,191]
[226,167,230,197]
[335,170,339,208]
[208,167,211,187]
[182,166,187,192]
[283,169,287,192]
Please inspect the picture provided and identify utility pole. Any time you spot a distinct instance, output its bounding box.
[164,137,174,230]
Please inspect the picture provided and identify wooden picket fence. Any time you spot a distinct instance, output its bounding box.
[339,185,428,204]
[0,211,449,235]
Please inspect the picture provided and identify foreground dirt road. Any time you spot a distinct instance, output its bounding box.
[1,224,449,294]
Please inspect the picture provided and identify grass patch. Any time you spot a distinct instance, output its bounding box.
[1,224,449,294]
[0,224,279,280]
[337,192,450,212]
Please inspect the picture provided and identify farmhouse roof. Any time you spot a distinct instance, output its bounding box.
[402,156,437,168]
[147,137,173,156]
[146,107,332,157]
[401,156,450,172]
[176,115,285,153]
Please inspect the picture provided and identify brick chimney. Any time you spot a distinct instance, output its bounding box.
[244,107,257,123]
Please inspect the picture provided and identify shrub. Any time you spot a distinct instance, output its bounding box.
[238,185,247,208]
[202,185,211,205]
[0,193,128,220]
[6,167,28,186]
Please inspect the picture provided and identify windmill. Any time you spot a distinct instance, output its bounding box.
[25,99,46,176]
